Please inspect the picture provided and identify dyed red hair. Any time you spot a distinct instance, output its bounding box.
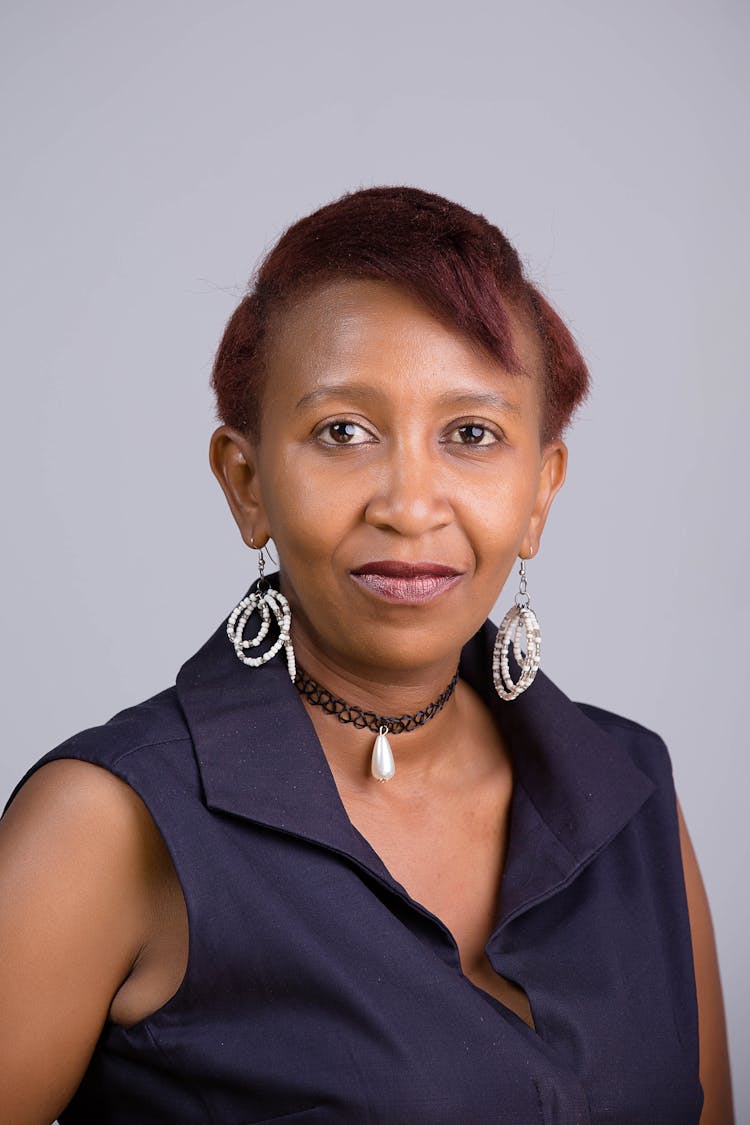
[211,186,589,442]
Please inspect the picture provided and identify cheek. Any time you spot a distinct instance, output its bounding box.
[458,460,539,550]
[261,449,360,565]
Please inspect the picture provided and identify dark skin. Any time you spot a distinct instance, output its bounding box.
[0,279,733,1123]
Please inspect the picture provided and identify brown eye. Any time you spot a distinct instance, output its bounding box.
[317,420,373,446]
[329,422,358,443]
[461,425,485,444]
[451,424,497,446]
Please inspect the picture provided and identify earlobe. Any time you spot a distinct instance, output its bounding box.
[209,426,269,548]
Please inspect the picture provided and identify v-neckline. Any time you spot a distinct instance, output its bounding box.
[175,582,657,1043]
[344,789,541,1037]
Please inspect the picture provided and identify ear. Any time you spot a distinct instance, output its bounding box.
[209,425,270,549]
[520,439,568,558]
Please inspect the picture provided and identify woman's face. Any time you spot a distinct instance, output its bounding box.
[213,278,566,680]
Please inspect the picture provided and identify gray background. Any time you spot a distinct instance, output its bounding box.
[1,0,747,1116]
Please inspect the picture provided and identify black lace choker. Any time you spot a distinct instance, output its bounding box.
[293,667,459,734]
[293,666,460,782]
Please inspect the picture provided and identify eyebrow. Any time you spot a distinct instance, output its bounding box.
[295,383,522,417]
[295,383,382,411]
[433,390,522,417]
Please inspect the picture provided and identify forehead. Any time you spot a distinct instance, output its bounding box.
[262,277,543,413]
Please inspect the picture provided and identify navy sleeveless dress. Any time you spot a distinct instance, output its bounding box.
[5,599,704,1123]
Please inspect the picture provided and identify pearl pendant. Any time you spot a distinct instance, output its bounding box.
[371,726,395,782]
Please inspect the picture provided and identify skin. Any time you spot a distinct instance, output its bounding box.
[0,278,733,1123]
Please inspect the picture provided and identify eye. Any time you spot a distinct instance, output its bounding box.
[445,423,502,447]
[316,419,374,446]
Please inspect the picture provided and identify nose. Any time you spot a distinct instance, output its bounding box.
[363,438,454,538]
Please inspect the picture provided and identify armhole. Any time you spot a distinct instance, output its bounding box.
[5,752,195,1033]
[98,754,195,1032]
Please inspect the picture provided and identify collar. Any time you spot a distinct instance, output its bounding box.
[175,576,655,932]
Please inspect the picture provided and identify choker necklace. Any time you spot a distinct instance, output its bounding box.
[294,667,460,782]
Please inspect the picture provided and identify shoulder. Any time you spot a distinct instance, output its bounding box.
[0,756,167,994]
[4,684,193,817]
[0,683,193,1013]
[2,680,191,915]
[574,700,675,785]
[574,700,666,748]
[2,757,167,877]
[56,684,191,768]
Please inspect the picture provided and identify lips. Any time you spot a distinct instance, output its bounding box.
[350,561,463,604]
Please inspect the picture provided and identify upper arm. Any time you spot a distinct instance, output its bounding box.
[675,795,735,1125]
[0,758,163,1125]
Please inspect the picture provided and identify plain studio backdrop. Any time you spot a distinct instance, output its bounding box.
[1,0,747,1117]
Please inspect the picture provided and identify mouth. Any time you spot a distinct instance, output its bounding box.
[349,560,464,604]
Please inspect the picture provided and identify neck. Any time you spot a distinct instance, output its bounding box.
[295,664,459,734]
[290,626,461,726]
[289,631,504,792]
[300,677,507,793]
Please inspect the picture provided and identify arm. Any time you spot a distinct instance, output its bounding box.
[0,759,165,1125]
[675,796,734,1125]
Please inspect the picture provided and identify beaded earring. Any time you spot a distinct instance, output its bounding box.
[227,541,296,682]
[492,551,541,701]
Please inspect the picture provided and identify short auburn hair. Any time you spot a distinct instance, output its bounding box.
[211,186,589,443]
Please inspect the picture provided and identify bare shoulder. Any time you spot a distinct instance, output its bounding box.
[2,757,171,920]
[675,796,735,1125]
[4,755,161,840]
[0,758,166,1125]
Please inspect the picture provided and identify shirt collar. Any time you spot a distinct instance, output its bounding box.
[175,576,655,929]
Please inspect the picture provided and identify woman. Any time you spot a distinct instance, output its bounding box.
[0,187,733,1123]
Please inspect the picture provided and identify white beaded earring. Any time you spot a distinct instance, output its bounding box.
[492,550,541,701]
[227,540,296,682]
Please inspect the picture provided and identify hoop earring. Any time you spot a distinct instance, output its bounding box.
[227,541,296,682]
[492,553,541,701]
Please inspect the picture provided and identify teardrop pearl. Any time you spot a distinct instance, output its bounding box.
[371,728,395,782]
